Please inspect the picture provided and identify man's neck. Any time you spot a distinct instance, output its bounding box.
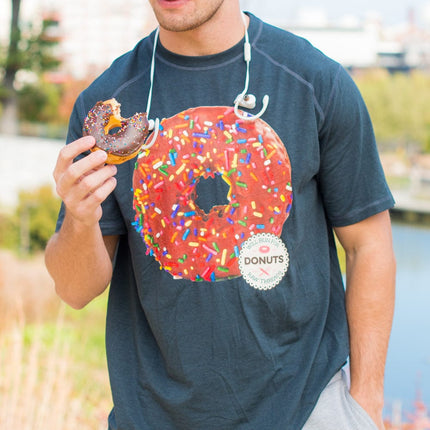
[158,5,248,56]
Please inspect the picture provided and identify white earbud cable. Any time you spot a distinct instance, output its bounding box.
[141,27,160,150]
[234,13,269,121]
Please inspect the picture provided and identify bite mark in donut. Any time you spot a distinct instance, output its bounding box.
[83,98,150,164]
[132,106,293,282]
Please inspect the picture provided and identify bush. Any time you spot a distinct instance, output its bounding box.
[0,184,61,254]
[0,213,19,250]
[18,82,62,124]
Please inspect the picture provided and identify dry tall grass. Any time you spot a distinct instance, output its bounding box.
[0,251,60,326]
[1,312,77,429]
[0,251,111,429]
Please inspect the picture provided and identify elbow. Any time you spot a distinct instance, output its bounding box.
[45,236,112,310]
[54,282,93,310]
[68,300,91,310]
[54,280,110,310]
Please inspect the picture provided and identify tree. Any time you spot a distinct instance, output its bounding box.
[354,69,430,153]
[0,0,22,134]
[0,1,61,134]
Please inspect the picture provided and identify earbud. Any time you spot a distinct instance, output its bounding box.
[142,117,160,149]
[234,94,269,121]
[234,93,256,109]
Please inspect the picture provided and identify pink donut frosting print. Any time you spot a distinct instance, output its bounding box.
[132,106,293,286]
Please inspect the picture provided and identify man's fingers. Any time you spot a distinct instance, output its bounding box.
[60,163,117,204]
[66,176,117,226]
[74,165,118,201]
[51,136,120,226]
[56,150,110,198]
[85,176,118,207]
[53,136,99,182]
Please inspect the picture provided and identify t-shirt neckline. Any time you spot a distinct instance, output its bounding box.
[153,12,261,69]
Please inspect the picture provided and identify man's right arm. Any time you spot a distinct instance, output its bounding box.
[45,136,119,309]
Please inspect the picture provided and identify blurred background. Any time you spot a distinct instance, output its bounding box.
[0,0,430,428]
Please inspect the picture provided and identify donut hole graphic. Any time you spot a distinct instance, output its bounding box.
[194,172,230,214]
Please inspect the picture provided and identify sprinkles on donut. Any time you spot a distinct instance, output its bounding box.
[132,106,293,282]
[83,98,150,164]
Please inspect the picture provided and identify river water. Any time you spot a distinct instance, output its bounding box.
[384,221,430,417]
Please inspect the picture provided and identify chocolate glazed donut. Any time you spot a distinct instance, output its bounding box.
[83,98,150,164]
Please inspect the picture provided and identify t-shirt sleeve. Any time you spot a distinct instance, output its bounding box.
[55,95,127,236]
[317,65,395,227]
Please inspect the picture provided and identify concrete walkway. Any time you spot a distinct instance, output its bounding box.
[0,134,64,209]
[393,189,430,214]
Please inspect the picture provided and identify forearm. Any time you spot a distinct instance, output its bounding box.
[45,212,114,309]
[345,240,396,423]
[335,211,396,429]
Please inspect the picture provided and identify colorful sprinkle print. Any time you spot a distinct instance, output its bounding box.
[132,106,293,282]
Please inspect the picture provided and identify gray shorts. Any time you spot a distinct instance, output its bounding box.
[302,370,378,430]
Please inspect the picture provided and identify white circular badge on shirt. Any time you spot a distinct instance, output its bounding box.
[238,233,289,290]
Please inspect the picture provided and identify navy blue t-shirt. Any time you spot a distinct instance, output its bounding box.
[58,13,394,430]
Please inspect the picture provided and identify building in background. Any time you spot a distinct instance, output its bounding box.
[286,10,430,73]
[288,18,382,70]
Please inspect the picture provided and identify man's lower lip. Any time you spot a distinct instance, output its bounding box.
[158,0,188,8]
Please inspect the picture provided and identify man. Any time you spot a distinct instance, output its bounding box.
[45,1,396,429]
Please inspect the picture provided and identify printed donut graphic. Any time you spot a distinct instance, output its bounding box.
[132,106,293,282]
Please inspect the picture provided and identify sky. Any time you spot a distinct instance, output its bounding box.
[240,0,430,26]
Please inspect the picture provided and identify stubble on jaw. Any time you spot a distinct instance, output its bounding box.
[150,0,226,33]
